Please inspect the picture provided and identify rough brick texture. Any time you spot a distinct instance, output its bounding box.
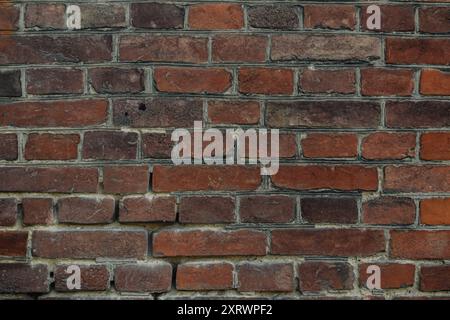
[0,0,449,300]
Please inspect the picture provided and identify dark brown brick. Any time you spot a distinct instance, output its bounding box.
[58,197,115,224]
[386,38,450,65]
[212,35,267,62]
[119,196,176,223]
[142,132,172,159]
[179,196,235,224]
[299,69,355,94]
[420,265,450,291]
[0,70,21,97]
[27,68,84,95]
[25,133,80,160]
[22,198,53,226]
[299,262,354,292]
[89,68,144,94]
[0,4,20,31]
[304,5,355,30]
[79,4,126,29]
[0,198,17,226]
[238,263,294,292]
[239,195,295,223]
[0,134,18,160]
[83,131,138,160]
[25,4,65,29]
[248,5,299,30]
[131,3,184,29]
[420,7,450,33]
[115,263,172,293]
[386,101,450,128]
[0,264,49,293]
[103,166,149,194]
[363,197,416,225]
[301,198,358,224]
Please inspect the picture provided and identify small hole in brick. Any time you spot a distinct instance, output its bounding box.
[138,103,147,111]
[124,112,129,117]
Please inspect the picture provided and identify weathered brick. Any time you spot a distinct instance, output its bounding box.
[419,7,450,33]
[0,167,98,193]
[384,166,450,193]
[420,69,450,95]
[267,101,380,128]
[25,133,80,160]
[0,264,49,293]
[153,229,267,257]
[25,4,65,29]
[238,68,294,95]
[115,263,172,293]
[299,68,355,94]
[301,198,358,224]
[238,263,294,292]
[421,132,450,160]
[0,198,17,226]
[103,166,149,194]
[58,196,115,224]
[188,3,244,30]
[0,70,21,97]
[272,35,381,61]
[55,265,110,292]
[362,197,416,225]
[239,195,295,223]
[359,263,415,289]
[22,198,53,226]
[361,68,414,96]
[27,68,84,95]
[361,5,415,32]
[248,5,299,30]
[271,229,385,256]
[83,131,138,160]
[0,231,28,257]
[90,68,144,94]
[155,67,232,94]
[177,263,234,291]
[299,262,354,292]
[208,100,260,125]
[272,165,378,191]
[179,196,235,224]
[142,132,172,159]
[0,100,108,128]
[131,3,184,29]
[0,4,20,31]
[390,230,450,259]
[114,98,203,128]
[420,265,450,291]
[420,198,450,225]
[153,166,261,192]
[32,230,147,259]
[302,133,358,158]
[78,4,126,29]
[0,134,18,160]
[304,5,355,30]
[362,133,416,160]
[386,101,450,128]
[119,196,176,223]
[386,38,450,65]
[212,35,267,62]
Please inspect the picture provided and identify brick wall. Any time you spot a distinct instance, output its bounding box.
[0,1,449,299]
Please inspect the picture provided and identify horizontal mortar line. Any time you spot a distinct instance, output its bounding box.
[5,0,450,4]
[224,224,450,230]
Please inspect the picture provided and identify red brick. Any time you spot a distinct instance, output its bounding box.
[119,35,208,63]
[272,165,378,191]
[384,166,450,193]
[361,68,414,96]
[0,198,17,226]
[359,263,415,289]
[299,262,354,292]
[142,132,172,159]
[0,231,28,257]
[239,68,294,95]
[390,230,450,259]
[271,229,385,256]
[421,132,450,160]
[301,198,358,224]
[27,68,84,95]
[299,69,355,94]
[119,196,176,223]
[58,196,115,224]
[420,69,450,95]
[267,101,380,128]
[208,100,260,125]
[103,166,149,194]
[386,38,450,65]
[55,265,110,292]
[361,5,415,32]
[304,5,355,30]
[419,7,450,33]
[32,230,147,259]
[362,197,416,225]
[420,265,450,291]
[0,4,20,31]
[0,264,48,293]
[302,133,358,158]
[0,100,108,128]
[386,101,450,128]
[239,195,295,223]
[153,165,261,192]
[155,67,232,94]
[0,134,17,160]
[22,198,53,226]
[83,131,138,160]
[421,198,450,225]
[189,3,244,30]
[25,4,65,29]
[272,35,381,61]
[212,35,267,62]
[248,5,299,30]
[78,4,126,29]
[238,263,294,292]
[0,35,112,64]
[362,133,416,160]
[115,263,172,293]
[153,229,267,257]
[131,3,184,29]
[0,167,98,193]
[90,68,144,94]
[177,263,234,291]
[179,196,235,224]
[25,133,80,160]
